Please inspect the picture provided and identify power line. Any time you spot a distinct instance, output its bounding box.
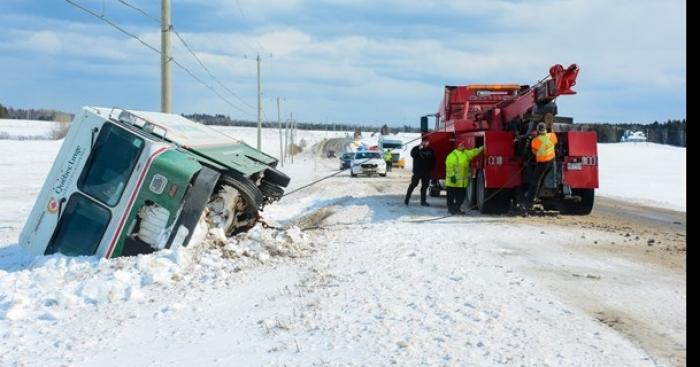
[66,0,159,53]
[115,0,256,111]
[117,0,159,23]
[171,29,256,110]
[230,0,265,53]
[64,0,254,117]
[234,0,247,19]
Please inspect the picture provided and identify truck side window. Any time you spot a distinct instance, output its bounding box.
[78,123,144,206]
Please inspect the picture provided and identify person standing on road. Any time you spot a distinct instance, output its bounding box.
[383,149,393,172]
[445,141,483,214]
[525,122,558,208]
[404,138,435,206]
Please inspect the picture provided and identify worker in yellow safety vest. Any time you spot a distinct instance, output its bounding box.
[383,149,393,172]
[526,122,558,208]
[445,141,483,214]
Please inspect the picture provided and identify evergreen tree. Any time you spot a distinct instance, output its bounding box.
[0,104,8,119]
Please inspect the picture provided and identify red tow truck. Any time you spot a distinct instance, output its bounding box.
[422,64,598,214]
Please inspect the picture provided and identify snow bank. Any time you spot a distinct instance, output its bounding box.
[597,142,685,211]
[0,224,311,321]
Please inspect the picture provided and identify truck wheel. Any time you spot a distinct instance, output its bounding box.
[429,180,441,197]
[476,170,511,214]
[560,189,594,215]
[350,171,357,177]
[264,167,291,187]
[217,175,264,235]
[259,180,284,202]
[465,177,476,211]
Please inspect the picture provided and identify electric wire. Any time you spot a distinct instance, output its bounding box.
[64,0,255,117]
[115,0,256,111]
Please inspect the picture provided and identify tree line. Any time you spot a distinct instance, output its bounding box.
[186,113,686,147]
[182,113,421,134]
[559,119,686,147]
[0,103,74,122]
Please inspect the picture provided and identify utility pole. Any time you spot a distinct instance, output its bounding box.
[284,116,289,161]
[290,112,294,164]
[276,97,283,167]
[256,53,262,150]
[161,0,172,113]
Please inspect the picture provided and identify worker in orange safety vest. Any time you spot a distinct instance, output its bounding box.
[525,122,558,208]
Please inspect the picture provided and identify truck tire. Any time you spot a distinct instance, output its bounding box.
[259,180,284,201]
[221,175,263,215]
[214,174,265,235]
[465,177,476,211]
[429,180,441,197]
[476,170,511,214]
[264,167,291,187]
[560,188,594,215]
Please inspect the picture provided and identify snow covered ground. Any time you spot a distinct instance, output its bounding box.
[0,122,686,366]
[597,143,685,211]
[0,119,59,139]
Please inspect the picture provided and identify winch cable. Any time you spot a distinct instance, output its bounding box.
[268,124,541,227]
[280,130,445,198]
[406,165,526,223]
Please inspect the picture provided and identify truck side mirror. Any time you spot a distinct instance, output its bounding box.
[420,116,429,133]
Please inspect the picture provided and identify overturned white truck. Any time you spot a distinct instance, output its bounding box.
[20,107,290,258]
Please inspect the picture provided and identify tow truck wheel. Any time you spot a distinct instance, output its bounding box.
[476,170,511,214]
[560,188,594,215]
[429,180,441,197]
[465,177,477,210]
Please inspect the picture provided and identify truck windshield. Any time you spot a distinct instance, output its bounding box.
[78,123,144,206]
[45,193,111,256]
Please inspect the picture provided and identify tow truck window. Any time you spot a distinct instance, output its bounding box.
[45,193,111,256]
[78,123,144,206]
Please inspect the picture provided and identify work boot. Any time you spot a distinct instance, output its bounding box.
[420,202,430,207]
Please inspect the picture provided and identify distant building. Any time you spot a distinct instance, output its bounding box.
[621,130,647,143]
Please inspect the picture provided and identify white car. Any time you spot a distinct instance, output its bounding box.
[350,151,387,177]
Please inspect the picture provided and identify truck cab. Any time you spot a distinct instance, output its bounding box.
[377,135,405,169]
[20,107,289,259]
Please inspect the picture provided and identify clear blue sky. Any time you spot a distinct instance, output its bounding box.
[0,0,686,126]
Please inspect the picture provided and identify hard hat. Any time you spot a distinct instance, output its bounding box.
[537,122,547,133]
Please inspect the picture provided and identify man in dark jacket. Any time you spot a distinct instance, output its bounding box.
[404,138,436,206]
